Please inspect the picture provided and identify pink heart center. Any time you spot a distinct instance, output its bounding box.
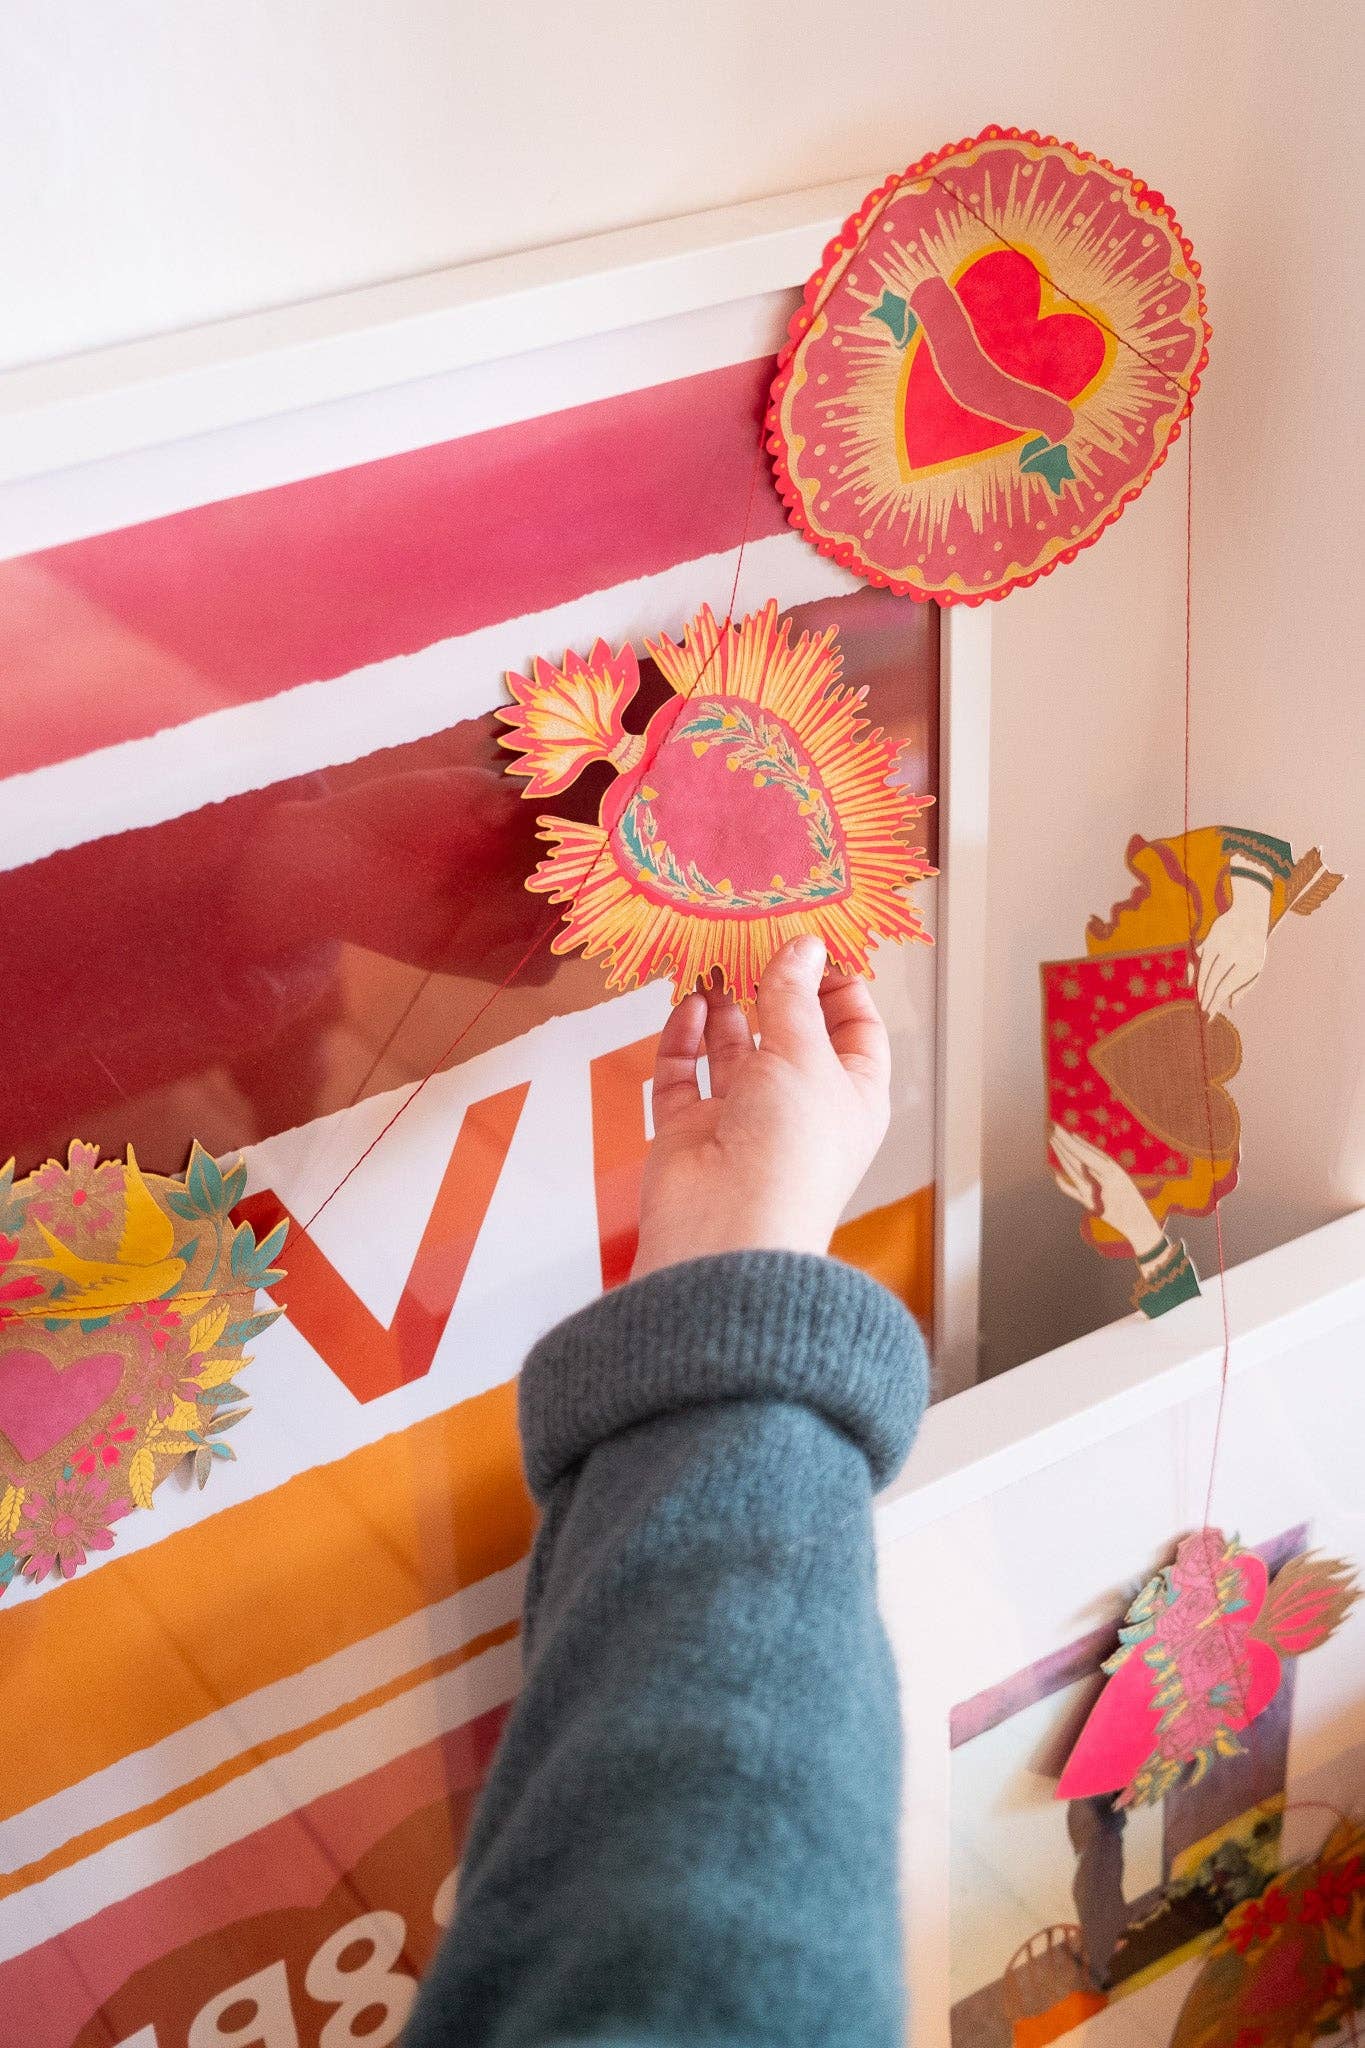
[610,699,849,916]
[0,1349,124,1463]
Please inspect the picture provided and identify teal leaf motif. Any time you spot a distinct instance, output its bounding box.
[867,289,917,348]
[185,1141,226,1217]
[0,1159,30,1238]
[229,1218,288,1289]
[1019,435,1076,493]
[223,1309,283,1348]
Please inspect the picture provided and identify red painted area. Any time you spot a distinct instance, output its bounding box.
[0,584,933,1180]
[904,252,1103,467]
[0,358,786,777]
[607,697,849,913]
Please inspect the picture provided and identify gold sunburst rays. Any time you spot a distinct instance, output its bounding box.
[822,162,1198,539]
[520,601,933,1005]
[770,128,1209,601]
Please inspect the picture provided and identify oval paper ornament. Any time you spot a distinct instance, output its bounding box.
[498,600,933,1005]
[0,1141,286,1595]
[768,126,1210,604]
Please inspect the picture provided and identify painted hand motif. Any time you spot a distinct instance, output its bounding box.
[1196,873,1273,1018]
[1049,1123,1160,1255]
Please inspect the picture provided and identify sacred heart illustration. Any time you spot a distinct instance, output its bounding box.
[1171,1817,1365,2048]
[1043,949,1236,1182]
[900,249,1108,474]
[1057,1531,1358,1808]
[1042,825,1344,1320]
[498,600,933,1005]
[769,125,1210,602]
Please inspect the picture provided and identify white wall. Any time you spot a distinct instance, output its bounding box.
[2,0,1361,1372]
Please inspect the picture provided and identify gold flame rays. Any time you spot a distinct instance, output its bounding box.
[775,132,1207,597]
[524,601,933,1005]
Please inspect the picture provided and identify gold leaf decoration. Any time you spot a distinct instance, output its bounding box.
[129,1448,155,1510]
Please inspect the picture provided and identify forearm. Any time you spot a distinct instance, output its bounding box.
[408,1252,928,2048]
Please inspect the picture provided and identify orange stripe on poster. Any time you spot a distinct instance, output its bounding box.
[832,1183,935,1328]
[0,1618,519,1902]
[0,1377,533,1820]
[0,1168,930,1827]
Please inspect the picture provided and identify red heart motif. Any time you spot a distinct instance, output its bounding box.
[903,249,1107,472]
[608,697,849,910]
[0,1348,124,1464]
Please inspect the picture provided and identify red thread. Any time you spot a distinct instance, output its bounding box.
[924,172,1196,405]
[1175,419,1235,1535]
[1174,422,1249,1734]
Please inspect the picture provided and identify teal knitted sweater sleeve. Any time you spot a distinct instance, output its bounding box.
[406,1250,929,2048]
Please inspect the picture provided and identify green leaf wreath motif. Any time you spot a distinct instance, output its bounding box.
[0,1159,30,1240]
[618,706,848,913]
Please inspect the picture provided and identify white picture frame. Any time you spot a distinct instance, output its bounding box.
[0,175,991,1392]
[879,1206,1365,2048]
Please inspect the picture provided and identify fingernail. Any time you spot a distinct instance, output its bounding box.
[788,934,826,977]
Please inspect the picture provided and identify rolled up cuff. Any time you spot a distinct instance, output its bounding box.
[519,1251,929,1500]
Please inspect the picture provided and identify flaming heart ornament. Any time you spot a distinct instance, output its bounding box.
[498,601,932,1004]
[1057,1531,1359,1808]
[769,125,1211,603]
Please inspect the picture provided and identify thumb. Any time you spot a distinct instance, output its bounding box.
[756,935,828,1060]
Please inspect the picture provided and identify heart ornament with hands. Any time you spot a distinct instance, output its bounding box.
[1042,825,1343,1319]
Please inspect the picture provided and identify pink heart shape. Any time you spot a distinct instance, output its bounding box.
[0,1349,124,1463]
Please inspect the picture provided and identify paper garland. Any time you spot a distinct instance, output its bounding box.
[767,125,1210,604]
[0,1141,286,1593]
[498,600,933,1004]
[1057,1530,1358,1808]
[1171,1817,1365,2048]
[1043,827,1344,1318]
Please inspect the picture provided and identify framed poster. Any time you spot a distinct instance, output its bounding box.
[0,182,988,2044]
[878,1207,1365,2048]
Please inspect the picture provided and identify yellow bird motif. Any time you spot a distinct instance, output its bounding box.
[13,1146,211,1323]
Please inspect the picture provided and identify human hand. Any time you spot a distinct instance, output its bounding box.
[1049,1123,1160,1256]
[1195,872,1272,1018]
[631,936,891,1281]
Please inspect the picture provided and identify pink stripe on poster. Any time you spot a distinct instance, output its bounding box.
[4,1706,507,2048]
[0,358,786,779]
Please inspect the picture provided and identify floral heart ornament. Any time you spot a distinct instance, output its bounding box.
[769,126,1210,603]
[0,1141,286,1594]
[498,600,933,1005]
[1057,1530,1359,1808]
